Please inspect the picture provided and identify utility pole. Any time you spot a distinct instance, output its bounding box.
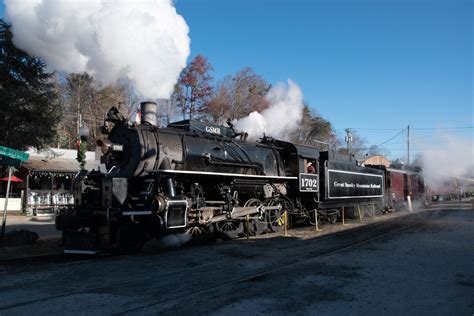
[345,129,353,159]
[407,125,410,166]
[77,84,81,139]
[77,113,82,136]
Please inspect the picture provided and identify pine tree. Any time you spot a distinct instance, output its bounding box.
[0,20,61,151]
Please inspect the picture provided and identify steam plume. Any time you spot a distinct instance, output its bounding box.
[158,233,192,249]
[235,79,305,140]
[4,0,190,99]
[419,131,474,188]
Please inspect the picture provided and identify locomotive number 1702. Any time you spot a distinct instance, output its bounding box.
[299,173,319,192]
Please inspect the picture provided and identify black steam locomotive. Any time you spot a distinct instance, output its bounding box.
[56,102,385,254]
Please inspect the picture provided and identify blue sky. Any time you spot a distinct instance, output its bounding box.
[1,0,472,160]
[175,0,473,160]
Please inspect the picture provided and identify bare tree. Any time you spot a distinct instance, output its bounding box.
[56,73,97,149]
[174,55,213,120]
[338,129,367,160]
[203,83,232,125]
[228,67,270,120]
[365,145,391,158]
[57,73,137,149]
[203,67,270,124]
[154,98,180,127]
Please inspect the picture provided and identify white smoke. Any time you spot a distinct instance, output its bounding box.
[4,0,190,99]
[419,131,474,188]
[157,232,192,249]
[234,79,305,140]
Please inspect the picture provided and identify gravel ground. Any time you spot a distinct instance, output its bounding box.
[3,214,58,239]
[0,204,472,315]
[0,202,425,260]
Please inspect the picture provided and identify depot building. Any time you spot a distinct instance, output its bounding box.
[0,148,99,216]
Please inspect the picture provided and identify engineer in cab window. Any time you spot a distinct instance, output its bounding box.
[306,161,316,174]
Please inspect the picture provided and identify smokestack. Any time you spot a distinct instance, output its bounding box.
[140,101,157,126]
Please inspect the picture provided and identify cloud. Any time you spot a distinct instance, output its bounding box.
[5,0,190,99]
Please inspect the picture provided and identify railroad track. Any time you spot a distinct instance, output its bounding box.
[0,208,452,314]
[115,209,446,315]
[2,201,468,268]
[0,205,434,269]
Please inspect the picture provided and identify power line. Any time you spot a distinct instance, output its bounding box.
[338,126,473,131]
[377,128,406,147]
[336,128,401,132]
[411,126,473,130]
[343,130,408,134]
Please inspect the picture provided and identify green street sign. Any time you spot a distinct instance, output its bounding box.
[0,146,29,161]
[0,155,21,168]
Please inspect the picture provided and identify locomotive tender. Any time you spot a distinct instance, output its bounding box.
[56,102,385,254]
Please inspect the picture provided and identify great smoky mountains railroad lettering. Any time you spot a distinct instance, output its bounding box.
[328,170,383,198]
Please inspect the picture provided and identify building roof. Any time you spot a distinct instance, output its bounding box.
[22,158,100,174]
[360,155,391,168]
[26,147,97,161]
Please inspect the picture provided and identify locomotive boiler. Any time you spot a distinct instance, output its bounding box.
[56,101,385,254]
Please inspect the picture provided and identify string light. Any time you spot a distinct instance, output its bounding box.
[30,171,76,177]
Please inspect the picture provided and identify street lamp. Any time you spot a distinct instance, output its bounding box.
[76,122,89,170]
[79,122,89,140]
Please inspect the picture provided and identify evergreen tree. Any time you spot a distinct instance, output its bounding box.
[0,20,61,150]
[291,104,336,149]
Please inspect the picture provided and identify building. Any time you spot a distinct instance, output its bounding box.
[360,155,391,168]
[0,148,100,215]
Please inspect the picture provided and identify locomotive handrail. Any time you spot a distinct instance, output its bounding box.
[202,152,263,171]
[144,169,298,180]
[106,165,117,176]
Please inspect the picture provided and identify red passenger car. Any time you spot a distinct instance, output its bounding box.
[385,168,424,209]
[366,164,425,211]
